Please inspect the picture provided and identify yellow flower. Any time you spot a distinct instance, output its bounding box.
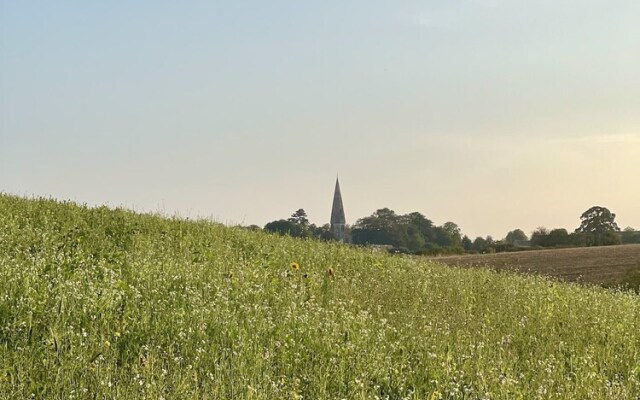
[290,262,300,272]
[327,266,335,278]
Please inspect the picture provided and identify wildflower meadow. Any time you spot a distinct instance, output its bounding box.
[0,194,638,399]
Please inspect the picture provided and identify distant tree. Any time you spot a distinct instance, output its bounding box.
[433,227,451,247]
[547,228,569,247]
[484,236,496,253]
[568,232,589,247]
[461,235,473,251]
[533,227,549,235]
[600,231,622,246]
[431,222,461,249]
[310,223,334,241]
[505,229,528,245]
[493,239,513,253]
[288,209,309,226]
[575,206,620,234]
[442,222,460,235]
[244,224,262,232]
[264,219,305,237]
[351,208,465,254]
[531,227,550,247]
[351,208,402,246]
[441,222,462,247]
[472,236,488,253]
[621,227,640,244]
[266,208,319,238]
[404,225,426,252]
[402,212,436,242]
[575,206,621,246]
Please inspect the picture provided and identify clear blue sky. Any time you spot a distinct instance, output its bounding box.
[1,1,639,239]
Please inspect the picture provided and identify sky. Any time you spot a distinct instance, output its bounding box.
[1,1,639,239]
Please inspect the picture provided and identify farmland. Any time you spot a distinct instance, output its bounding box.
[427,245,640,288]
[1,194,639,399]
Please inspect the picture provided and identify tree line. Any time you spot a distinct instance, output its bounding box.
[529,206,640,248]
[259,209,335,241]
[258,205,639,255]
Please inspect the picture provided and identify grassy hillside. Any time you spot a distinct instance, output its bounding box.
[1,194,639,399]
[428,245,640,289]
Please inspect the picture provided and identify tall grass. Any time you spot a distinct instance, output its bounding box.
[1,194,638,399]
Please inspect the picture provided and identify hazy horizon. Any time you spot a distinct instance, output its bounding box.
[1,1,639,239]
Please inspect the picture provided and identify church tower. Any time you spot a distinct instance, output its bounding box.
[330,177,347,242]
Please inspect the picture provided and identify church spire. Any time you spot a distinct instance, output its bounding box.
[330,177,347,242]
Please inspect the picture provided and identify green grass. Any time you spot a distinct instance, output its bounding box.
[1,194,639,399]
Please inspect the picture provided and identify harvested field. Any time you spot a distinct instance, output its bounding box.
[428,244,640,286]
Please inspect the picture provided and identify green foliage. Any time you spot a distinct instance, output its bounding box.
[471,236,496,253]
[531,227,550,247]
[265,210,338,242]
[619,268,640,294]
[264,219,306,237]
[599,231,623,246]
[530,207,624,249]
[351,208,462,254]
[309,223,334,241]
[548,228,570,247]
[532,225,620,248]
[576,206,621,246]
[461,235,473,251]
[505,229,528,245]
[288,209,309,226]
[1,194,640,399]
[576,206,620,234]
[351,208,403,247]
[621,227,640,244]
[433,222,462,248]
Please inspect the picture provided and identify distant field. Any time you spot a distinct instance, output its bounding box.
[428,244,640,286]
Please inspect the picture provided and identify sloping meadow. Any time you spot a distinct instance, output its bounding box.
[0,194,639,399]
